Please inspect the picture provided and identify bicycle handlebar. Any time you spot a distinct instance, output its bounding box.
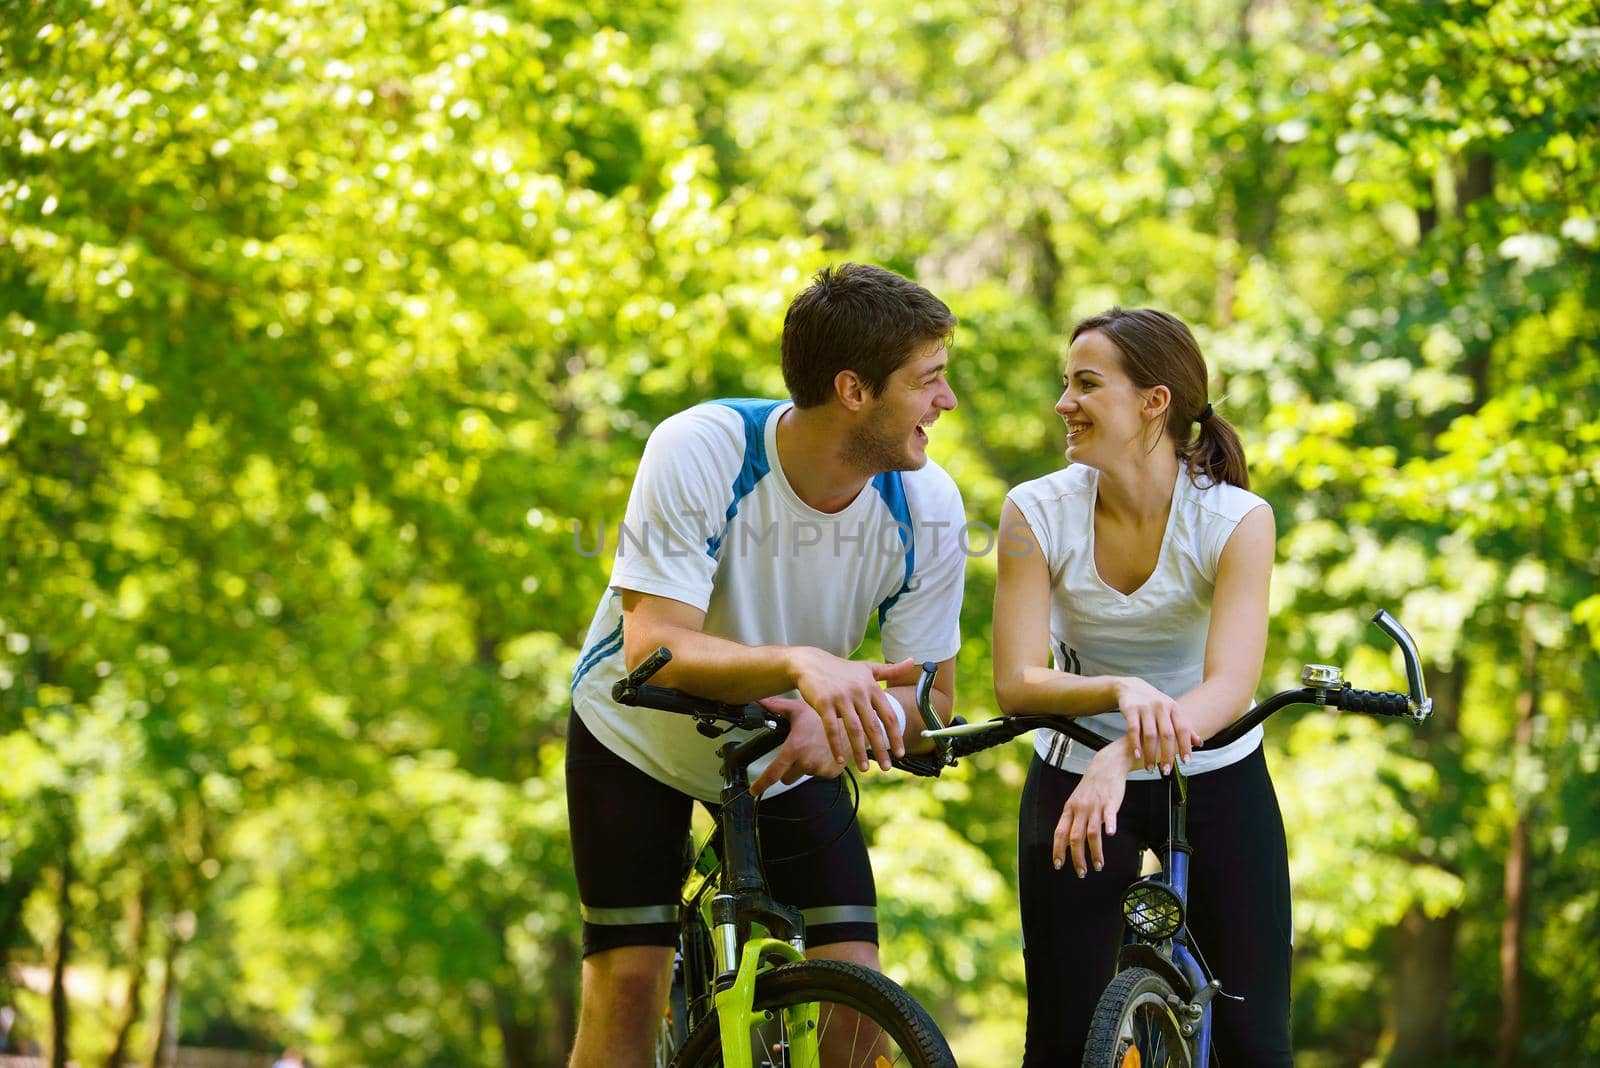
[615,645,674,693]
[611,648,791,772]
[611,649,953,779]
[923,681,1419,765]
[604,610,1430,781]
[921,609,1432,765]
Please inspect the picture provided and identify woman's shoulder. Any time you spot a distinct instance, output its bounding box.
[1181,466,1270,525]
[1006,465,1094,561]
[1007,463,1095,509]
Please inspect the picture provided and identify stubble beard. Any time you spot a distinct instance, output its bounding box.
[841,419,919,475]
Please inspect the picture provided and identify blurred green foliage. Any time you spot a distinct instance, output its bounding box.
[2,0,1597,1065]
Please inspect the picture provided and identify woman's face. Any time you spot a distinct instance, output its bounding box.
[1054,330,1157,467]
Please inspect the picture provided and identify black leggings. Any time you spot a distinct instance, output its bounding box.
[1018,746,1293,1067]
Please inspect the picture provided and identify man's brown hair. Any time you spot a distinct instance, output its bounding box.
[781,263,956,409]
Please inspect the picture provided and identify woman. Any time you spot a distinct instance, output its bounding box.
[993,307,1289,1065]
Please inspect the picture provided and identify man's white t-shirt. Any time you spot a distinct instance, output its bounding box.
[1006,461,1270,780]
[571,399,966,802]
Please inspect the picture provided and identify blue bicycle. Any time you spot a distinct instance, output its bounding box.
[909,610,1433,1068]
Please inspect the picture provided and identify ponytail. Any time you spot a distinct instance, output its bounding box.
[1182,407,1249,490]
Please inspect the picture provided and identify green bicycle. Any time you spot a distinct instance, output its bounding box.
[612,649,956,1068]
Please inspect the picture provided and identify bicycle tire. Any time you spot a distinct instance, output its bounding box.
[1081,967,1194,1068]
[670,958,954,1067]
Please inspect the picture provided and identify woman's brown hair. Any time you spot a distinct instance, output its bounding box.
[1070,307,1249,490]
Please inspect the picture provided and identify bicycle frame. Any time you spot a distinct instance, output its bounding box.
[1168,869,1214,1067]
[656,703,821,1068]
[710,730,821,1068]
[1125,768,1220,1067]
[616,647,959,1068]
[676,877,820,1068]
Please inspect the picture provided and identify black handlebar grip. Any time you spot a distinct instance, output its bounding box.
[892,752,949,778]
[612,646,672,701]
[947,716,1055,759]
[1335,687,1411,717]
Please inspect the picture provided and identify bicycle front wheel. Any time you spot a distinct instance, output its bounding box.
[670,958,954,1068]
[1081,966,1194,1068]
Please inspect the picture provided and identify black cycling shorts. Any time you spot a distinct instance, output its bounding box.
[565,708,879,957]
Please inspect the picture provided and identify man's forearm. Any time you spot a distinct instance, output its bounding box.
[625,619,800,702]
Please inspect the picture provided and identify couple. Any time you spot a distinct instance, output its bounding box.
[565,264,1288,1066]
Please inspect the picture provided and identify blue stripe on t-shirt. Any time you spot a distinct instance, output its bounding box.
[571,616,624,691]
[705,399,785,559]
[872,470,915,625]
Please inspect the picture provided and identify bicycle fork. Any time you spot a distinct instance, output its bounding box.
[711,923,817,1068]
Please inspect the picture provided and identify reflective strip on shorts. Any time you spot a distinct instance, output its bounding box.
[580,904,678,926]
[800,905,876,928]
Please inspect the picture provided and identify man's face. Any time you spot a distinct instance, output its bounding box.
[842,340,958,473]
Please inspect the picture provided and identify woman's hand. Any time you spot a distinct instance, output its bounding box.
[1114,677,1201,773]
[1053,738,1137,877]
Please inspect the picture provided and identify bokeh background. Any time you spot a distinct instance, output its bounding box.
[3,0,1598,1065]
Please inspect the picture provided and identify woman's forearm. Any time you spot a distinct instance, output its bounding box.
[995,664,1123,719]
[1178,675,1259,742]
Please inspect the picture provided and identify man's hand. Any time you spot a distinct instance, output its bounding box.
[786,648,922,772]
[1113,677,1201,773]
[748,696,843,795]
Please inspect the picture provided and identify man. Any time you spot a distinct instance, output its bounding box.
[565,263,966,1066]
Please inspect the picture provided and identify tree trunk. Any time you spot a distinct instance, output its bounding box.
[1385,906,1461,1066]
[1456,151,1496,409]
[1215,201,1238,329]
[145,933,181,1068]
[1027,207,1061,316]
[0,872,38,1005]
[1497,622,1539,1067]
[477,907,540,1068]
[1497,818,1529,1065]
[1382,664,1464,1067]
[49,841,73,1068]
[1456,152,1495,213]
[105,880,151,1068]
[492,979,539,1068]
[534,937,580,1067]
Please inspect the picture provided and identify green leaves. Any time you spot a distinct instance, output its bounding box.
[5,0,1599,1064]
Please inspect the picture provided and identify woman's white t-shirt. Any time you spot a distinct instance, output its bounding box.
[1006,461,1270,780]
